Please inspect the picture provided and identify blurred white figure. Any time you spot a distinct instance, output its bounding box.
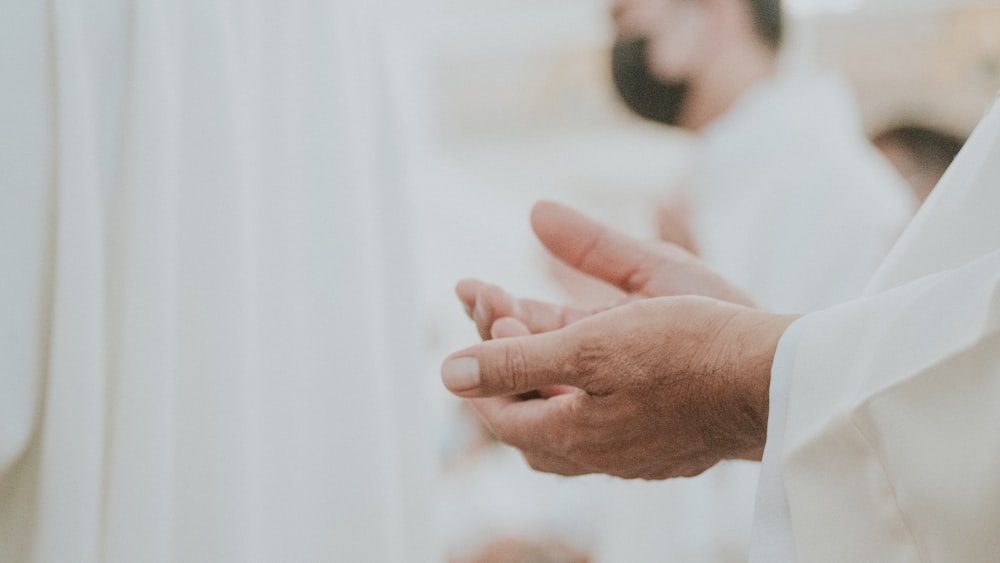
[598,0,914,561]
[610,0,915,313]
[682,72,915,312]
[0,2,435,562]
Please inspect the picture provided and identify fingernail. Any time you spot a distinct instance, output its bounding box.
[442,357,481,391]
[474,300,487,321]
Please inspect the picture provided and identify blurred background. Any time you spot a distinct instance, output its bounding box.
[377,0,1000,560]
[8,1,999,561]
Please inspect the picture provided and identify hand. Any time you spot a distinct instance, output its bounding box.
[456,200,752,341]
[441,296,797,479]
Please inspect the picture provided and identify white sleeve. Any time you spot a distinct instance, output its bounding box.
[752,247,1000,562]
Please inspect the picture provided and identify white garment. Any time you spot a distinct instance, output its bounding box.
[752,95,1000,561]
[0,2,436,562]
[691,72,915,314]
[596,73,914,563]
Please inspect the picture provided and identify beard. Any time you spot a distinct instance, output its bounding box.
[610,37,689,126]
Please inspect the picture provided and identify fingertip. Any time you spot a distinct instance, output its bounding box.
[530,201,594,261]
[530,199,568,233]
[530,199,562,216]
[455,278,482,302]
[441,355,482,394]
[474,282,517,340]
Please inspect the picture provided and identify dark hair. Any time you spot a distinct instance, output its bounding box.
[748,0,783,51]
[872,123,967,202]
[872,124,966,171]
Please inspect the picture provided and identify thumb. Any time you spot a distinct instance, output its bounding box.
[441,329,577,398]
[531,200,754,306]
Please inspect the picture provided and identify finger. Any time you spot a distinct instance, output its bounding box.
[473,283,514,340]
[467,391,582,452]
[441,329,580,397]
[456,279,503,340]
[492,317,578,402]
[531,200,681,295]
[490,316,579,402]
[507,296,593,334]
[531,201,754,305]
[456,280,523,341]
[464,278,595,336]
[455,278,480,318]
[491,317,531,339]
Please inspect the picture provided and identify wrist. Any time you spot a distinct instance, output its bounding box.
[704,308,799,461]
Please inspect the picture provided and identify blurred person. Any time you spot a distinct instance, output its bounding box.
[610,0,915,312]
[0,2,436,561]
[525,0,918,561]
[872,123,967,204]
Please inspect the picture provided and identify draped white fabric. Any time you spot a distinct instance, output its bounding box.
[0,2,435,562]
[690,72,915,314]
[753,97,1000,561]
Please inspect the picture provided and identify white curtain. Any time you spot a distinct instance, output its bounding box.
[0,1,435,561]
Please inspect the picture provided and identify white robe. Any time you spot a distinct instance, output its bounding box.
[690,72,915,314]
[752,95,1000,561]
[0,2,435,562]
[596,72,915,563]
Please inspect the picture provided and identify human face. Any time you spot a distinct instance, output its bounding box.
[611,0,708,82]
[610,36,689,126]
[609,0,708,126]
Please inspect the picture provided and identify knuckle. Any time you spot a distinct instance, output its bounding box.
[568,339,615,393]
[499,340,530,392]
[568,340,600,377]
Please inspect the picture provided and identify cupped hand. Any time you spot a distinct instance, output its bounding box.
[456,200,753,341]
[442,296,796,480]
